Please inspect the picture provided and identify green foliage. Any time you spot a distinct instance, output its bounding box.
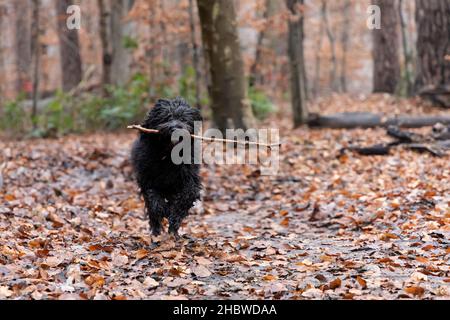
[0,70,215,138]
[122,36,139,50]
[33,91,74,137]
[0,73,152,138]
[179,66,196,106]
[248,87,275,120]
[0,96,28,135]
[178,66,209,107]
[100,73,150,130]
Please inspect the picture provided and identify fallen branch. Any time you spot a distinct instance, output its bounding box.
[127,125,281,149]
[343,125,449,157]
[308,112,450,129]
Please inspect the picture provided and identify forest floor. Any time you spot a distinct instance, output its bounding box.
[0,95,449,300]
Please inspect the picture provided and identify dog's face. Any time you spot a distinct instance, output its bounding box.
[143,98,202,139]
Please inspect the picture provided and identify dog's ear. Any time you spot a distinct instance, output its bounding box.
[191,107,203,122]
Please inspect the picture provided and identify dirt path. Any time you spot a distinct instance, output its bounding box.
[0,127,448,299]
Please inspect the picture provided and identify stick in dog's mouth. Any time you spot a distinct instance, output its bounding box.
[127,124,281,149]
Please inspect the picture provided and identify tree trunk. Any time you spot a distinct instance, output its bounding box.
[197,0,255,132]
[98,0,112,92]
[372,0,401,93]
[339,0,351,93]
[307,112,450,129]
[322,0,338,92]
[415,0,450,100]
[313,4,325,98]
[31,0,41,128]
[249,0,275,88]
[56,0,82,92]
[110,0,136,86]
[14,0,32,95]
[398,0,414,96]
[188,0,201,108]
[286,0,308,127]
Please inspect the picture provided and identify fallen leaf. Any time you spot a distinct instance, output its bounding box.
[143,277,159,289]
[404,286,425,297]
[135,248,149,260]
[329,278,342,290]
[192,265,212,278]
[0,286,13,298]
[356,276,367,289]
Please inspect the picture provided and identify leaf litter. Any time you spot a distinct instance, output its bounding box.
[0,97,449,300]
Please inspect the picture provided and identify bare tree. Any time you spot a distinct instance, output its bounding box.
[97,0,135,88]
[313,4,325,98]
[372,0,401,93]
[56,0,82,92]
[13,0,32,95]
[31,0,41,127]
[249,0,275,88]
[415,0,450,107]
[188,0,201,108]
[110,0,136,86]
[286,0,308,127]
[197,0,255,132]
[398,0,414,96]
[339,0,351,93]
[322,0,338,92]
[98,0,112,91]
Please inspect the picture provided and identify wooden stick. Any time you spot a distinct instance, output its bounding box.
[127,125,281,149]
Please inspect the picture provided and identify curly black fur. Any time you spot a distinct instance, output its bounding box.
[131,98,202,237]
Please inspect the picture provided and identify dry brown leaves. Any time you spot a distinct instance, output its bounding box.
[0,96,449,300]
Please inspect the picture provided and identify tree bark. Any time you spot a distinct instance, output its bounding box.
[322,0,338,92]
[197,0,255,132]
[249,0,274,88]
[286,0,308,127]
[188,0,201,108]
[307,112,450,129]
[13,0,32,95]
[398,0,414,96]
[110,0,136,86]
[313,4,325,98]
[31,0,41,128]
[98,0,112,92]
[339,0,351,93]
[56,0,83,92]
[415,0,450,102]
[372,0,401,93]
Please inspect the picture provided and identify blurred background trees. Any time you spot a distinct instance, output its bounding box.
[0,0,448,137]
[372,0,400,94]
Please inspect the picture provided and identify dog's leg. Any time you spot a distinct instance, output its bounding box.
[168,187,200,238]
[143,189,166,236]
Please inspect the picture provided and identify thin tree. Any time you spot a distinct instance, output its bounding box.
[321,0,338,92]
[14,0,32,95]
[249,0,274,88]
[56,0,83,92]
[30,0,41,128]
[372,0,401,93]
[197,0,255,132]
[98,0,112,92]
[286,0,308,127]
[398,0,414,96]
[313,4,325,98]
[188,0,201,108]
[146,0,155,89]
[339,0,351,93]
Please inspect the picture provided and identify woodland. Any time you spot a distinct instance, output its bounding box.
[0,0,449,300]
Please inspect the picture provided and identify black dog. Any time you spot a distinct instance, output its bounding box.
[131,98,202,238]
